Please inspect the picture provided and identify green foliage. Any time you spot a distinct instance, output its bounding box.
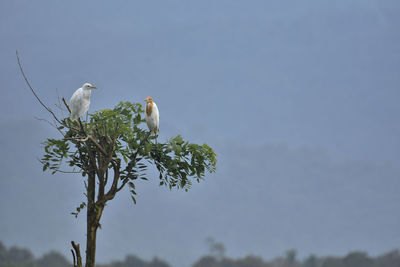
[42,139,70,174]
[151,135,217,191]
[40,101,217,211]
[71,202,86,218]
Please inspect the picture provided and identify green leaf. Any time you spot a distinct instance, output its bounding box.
[39,101,216,216]
[144,142,152,154]
[128,182,135,189]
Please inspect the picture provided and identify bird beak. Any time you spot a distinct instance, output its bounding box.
[143,98,148,101]
[90,85,97,89]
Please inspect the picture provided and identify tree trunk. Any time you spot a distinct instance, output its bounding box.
[85,218,98,267]
[85,172,98,267]
[86,203,104,267]
[84,144,107,267]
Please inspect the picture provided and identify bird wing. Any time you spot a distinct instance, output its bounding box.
[152,103,159,132]
[70,88,82,119]
[70,88,90,120]
[145,103,159,134]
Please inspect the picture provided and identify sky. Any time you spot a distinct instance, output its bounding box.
[1,1,400,267]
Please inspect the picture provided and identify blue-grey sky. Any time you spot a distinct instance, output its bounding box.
[1,1,400,267]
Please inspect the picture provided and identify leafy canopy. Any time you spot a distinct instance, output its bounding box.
[41,102,217,203]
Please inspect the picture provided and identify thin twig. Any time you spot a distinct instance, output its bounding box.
[36,159,81,174]
[116,179,129,192]
[62,97,71,113]
[56,88,66,118]
[116,132,151,194]
[76,136,89,142]
[16,50,63,126]
[126,132,151,173]
[88,135,108,156]
[55,169,82,174]
[34,116,57,128]
[105,122,119,166]
[34,117,65,136]
[64,136,87,142]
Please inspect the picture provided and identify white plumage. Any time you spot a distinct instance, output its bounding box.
[144,96,159,137]
[69,83,97,121]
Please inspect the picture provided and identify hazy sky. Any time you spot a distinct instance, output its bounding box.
[1,1,400,267]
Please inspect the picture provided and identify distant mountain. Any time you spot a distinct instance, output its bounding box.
[1,241,400,267]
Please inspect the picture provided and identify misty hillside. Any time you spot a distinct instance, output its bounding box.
[1,241,400,267]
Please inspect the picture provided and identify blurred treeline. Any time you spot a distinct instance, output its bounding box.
[1,240,399,267]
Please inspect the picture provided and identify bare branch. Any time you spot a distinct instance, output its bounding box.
[105,168,109,185]
[62,97,71,113]
[116,179,129,192]
[55,169,82,174]
[16,50,64,126]
[88,135,108,156]
[34,117,65,136]
[56,88,66,118]
[34,116,57,127]
[36,159,81,174]
[71,249,76,267]
[105,122,119,167]
[71,241,82,267]
[76,136,89,142]
[99,159,121,203]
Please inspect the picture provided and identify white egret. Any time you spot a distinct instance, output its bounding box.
[69,83,97,121]
[144,96,159,138]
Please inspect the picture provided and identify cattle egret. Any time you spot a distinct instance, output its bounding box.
[69,83,97,121]
[144,96,159,138]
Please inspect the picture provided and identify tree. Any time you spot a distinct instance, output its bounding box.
[7,247,34,266]
[206,237,226,261]
[36,251,70,267]
[192,255,218,267]
[375,250,400,267]
[342,251,373,267]
[321,256,344,267]
[285,249,297,265]
[17,52,217,267]
[303,254,317,267]
[0,242,7,263]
